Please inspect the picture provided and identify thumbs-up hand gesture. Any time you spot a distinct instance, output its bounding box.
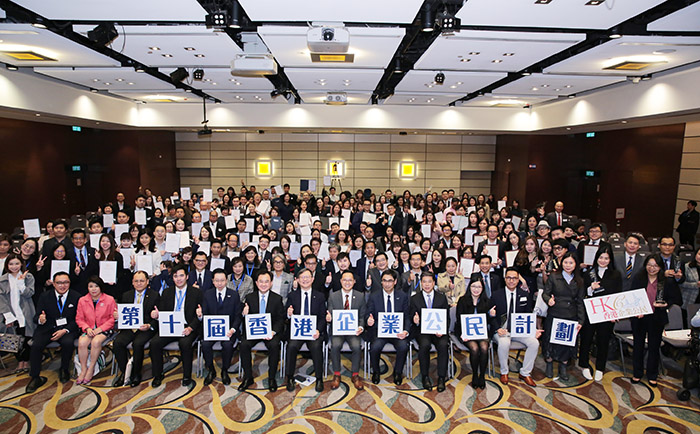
[39,310,46,325]
[548,295,556,307]
[113,307,119,320]
[151,306,159,319]
[326,310,332,322]
[366,276,372,288]
[413,312,420,325]
[292,278,298,290]
[325,273,332,285]
[196,304,202,318]
[367,314,375,327]
[287,305,294,318]
[242,303,249,316]
[489,306,496,317]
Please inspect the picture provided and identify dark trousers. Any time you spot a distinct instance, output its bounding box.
[30,332,76,378]
[113,329,155,378]
[330,335,362,374]
[149,334,197,379]
[631,315,664,381]
[240,335,281,380]
[578,320,613,372]
[416,334,449,378]
[370,337,409,376]
[285,338,323,380]
[202,339,235,371]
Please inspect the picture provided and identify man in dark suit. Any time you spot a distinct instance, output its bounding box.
[354,240,377,292]
[366,253,392,293]
[130,194,154,228]
[257,235,274,267]
[576,223,611,268]
[614,234,646,292]
[198,268,241,386]
[26,272,80,393]
[285,268,327,392]
[385,203,403,236]
[149,266,202,387]
[475,225,506,268]
[40,219,73,258]
[366,269,411,386]
[470,255,504,299]
[401,204,416,238]
[208,239,232,275]
[188,251,214,291]
[326,270,367,390]
[351,199,372,234]
[302,253,332,296]
[545,201,570,228]
[239,270,285,392]
[204,210,227,239]
[68,228,99,295]
[677,200,699,248]
[398,252,425,295]
[112,271,160,387]
[410,272,450,392]
[658,236,686,297]
[490,267,542,387]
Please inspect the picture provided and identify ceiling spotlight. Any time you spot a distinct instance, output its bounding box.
[609,27,622,39]
[434,72,445,85]
[585,0,604,5]
[535,0,553,4]
[169,67,189,83]
[568,94,575,98]
[31,18,47,29]
[641,74,652,81]
[5,64,18,71]
[230,0,242,29]
[184,47,195,51]
[87,23,118,46]
[371,94,379,105]
[205,10,230,29]
[521,71,531,76]
[394,58,403,73]
[628,76,641,84]
[436,10,461,33]
[421,3,434,32]
[135,65,145,73]
[193,68,204,80]
[90,88,98,93]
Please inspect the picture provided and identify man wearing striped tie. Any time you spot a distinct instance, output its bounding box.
[614,234,645,292]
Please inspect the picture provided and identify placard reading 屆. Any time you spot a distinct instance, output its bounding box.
[584,288,653,324]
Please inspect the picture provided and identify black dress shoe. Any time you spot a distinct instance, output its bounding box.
[394,373,403,386]
[269,378,278,392]
[437,376,446,393]
[203,370,216,386]
[129,376,142,388]
[422,375,433,391]
[112,373,125,387]
[372,373,380,384]
[238,377,254,391]
[478,376,486,389]
[26,376,47,393]
[151,374,164,388]
[59,368,70,384]
[286,376,295,392]
[182,378,194,387]
[221,371,231,386]
[315,379,324,392]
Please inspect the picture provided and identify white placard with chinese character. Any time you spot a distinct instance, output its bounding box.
[510,313,536,338]
[332,309,358,336]
[203,315,230,341]
[460,313,488,340]
[549,318,579,347]
[421,308,447,335]
[158,311,185,337]
[99,261,117,284]
[117,304,142,329]
[377,312,404,338]
[290,314,316,340]
[245,313,272,340]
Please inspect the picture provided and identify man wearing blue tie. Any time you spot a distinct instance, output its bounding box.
[198,268,241,386]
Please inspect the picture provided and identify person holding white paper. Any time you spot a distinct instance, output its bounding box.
[0,254,36,372]
[475,224,505,269]
[410,272,450,392]
[208,239,231,275]
[455,279,494,389]
[132,230,161,277]
[541,253,586,381]
[40,220,72,258]
[93,234,126,299]
[437,257,466,306]
[576,223,611,268]
[130,194,153,228]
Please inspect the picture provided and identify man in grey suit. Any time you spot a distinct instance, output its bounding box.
[326,270,366,390]
[614,234,646,291]
[366,252,392,294]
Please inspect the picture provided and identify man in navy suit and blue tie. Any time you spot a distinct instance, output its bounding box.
[188,252,214,291]
[366,269,411,386]
[198,268,241,386]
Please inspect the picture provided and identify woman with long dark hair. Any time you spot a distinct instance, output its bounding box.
[0,254,35,372]
[455,279,494,389]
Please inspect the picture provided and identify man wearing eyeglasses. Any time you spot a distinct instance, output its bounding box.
[188,252,214,291]
[576,223,611,268]
[26,272,80,393]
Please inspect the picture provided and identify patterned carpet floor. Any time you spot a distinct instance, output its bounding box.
[1,347,699,434]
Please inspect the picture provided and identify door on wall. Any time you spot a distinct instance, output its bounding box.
[564,171,600,223]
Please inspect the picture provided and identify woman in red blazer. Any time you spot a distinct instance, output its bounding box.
[76,276,117,384]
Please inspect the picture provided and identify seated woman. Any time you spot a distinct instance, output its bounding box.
[75,276,117,385]
[455,279,494,389]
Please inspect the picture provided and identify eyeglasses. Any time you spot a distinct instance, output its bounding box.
[273,260,285,264]
[381,279,395,283]
[194,259,207,263]
[659,243,674,247]
[504,276,519,280]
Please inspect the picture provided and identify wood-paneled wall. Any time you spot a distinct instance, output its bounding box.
[175,132,496,196]
[677,122,700,243]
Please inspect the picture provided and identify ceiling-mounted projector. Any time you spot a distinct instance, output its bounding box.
[307,26,349,53]
[230,53,278,76]
[325,92,348,105]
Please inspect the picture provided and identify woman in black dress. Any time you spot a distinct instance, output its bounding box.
[455,279,494,389]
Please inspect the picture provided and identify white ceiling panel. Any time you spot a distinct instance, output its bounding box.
[456,0,666,30]
[648,2,700,32]
[33,67,175,91]
[544,35,700,76]
[108,89,197,103]
[13,0,206,22]
[460,93,557,108]
[414,31,585,72]
[0,24,119,67]
[73,25,242,68]
[285,68,384,91]
[206,91,288,104]
[384,92,464,106]
[258,26,403,68]
[239,0,423,24]
[181,68,274,91]
[394,70,506,94]
[493,73,625,97]
[298,91,371,105]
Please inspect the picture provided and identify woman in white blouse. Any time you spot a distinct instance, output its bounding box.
[0,254,36,372]
[132,230,162,278]
[270,253,293,304]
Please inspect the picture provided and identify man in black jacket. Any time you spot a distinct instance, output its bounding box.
[677,200,699,248]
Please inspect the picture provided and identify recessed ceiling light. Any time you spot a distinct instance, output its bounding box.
[35,113,41,116]
[621,120,627,123]
[150,47,160,51]
[531,87,538,91]
[184,89,192,92]
[194,54,205,58]
[609,33,622,39]
[235,82,241,85]
[568,94,575,98]
[460,58,471,62]
[343,79,351,83]
[535,0,553,4]
[90,88,98,93]
[116,78,124,82]
[128,82,134,85]
[492,59,503,63]
[184,47,195,51]
[92,78,99,82]
[104,82,111,85]
[162,54,173,58]
[426,84,433,88]
[554,88,561,91]
[468,52,480,55]
[450,85,457,88]
[565,85,572,88]
[541,84,549,88]
[456,81,463,85]
[585,0,604,4]
[522,72,531,76]
[31,23,47,29]
[503,53,515,56]
[343,83,350,86]
[566,127,571,130]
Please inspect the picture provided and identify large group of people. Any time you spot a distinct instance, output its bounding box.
[0,182,698,395]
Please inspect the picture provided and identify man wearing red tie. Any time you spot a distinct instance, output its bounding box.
[546,201,569,228]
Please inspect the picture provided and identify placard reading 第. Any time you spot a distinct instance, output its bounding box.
[117,304,142,329]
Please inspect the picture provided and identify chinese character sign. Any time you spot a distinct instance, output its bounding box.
[290,315,317,340]
[549,318,579,347]
[245,313,272,340]
[584,288,653,324]
[117,304,142,330]
[332,309,358,336]
[203,315,230,341]
[421,308,447,335]
[510,313,536,338]
[460,314,488,340]
[158,311,185,337]
[377,312,404,338]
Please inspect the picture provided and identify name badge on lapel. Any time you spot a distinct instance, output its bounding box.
[56,318,68,326]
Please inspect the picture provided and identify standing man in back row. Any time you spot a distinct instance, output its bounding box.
[677,200,699,248]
